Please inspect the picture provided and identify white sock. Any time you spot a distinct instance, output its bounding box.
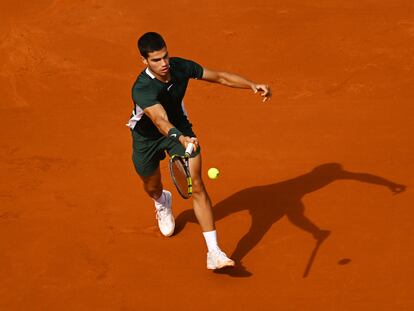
[203,230,219,252]
[153,191,165,209]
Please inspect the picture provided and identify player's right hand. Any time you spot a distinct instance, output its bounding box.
[179,136,199,152]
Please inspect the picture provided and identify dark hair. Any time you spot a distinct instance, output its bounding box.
[137,32,166,58]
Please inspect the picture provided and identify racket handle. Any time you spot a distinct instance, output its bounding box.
[185,143,194,156]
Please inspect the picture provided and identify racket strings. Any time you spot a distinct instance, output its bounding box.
[171,159,190,196]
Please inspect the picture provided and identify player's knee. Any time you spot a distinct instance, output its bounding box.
[191,178,205,195]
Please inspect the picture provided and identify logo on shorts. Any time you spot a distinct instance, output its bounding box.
[170,134,177,138]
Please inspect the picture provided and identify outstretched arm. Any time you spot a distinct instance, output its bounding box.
[201,68,272,102]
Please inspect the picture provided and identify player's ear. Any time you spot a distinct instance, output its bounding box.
[141,56,148,66]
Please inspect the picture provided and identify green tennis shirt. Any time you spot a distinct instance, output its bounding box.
[127,57,204,139]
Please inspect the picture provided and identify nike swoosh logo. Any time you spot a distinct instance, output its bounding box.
[170,133,177,138]
[167,84,173,91]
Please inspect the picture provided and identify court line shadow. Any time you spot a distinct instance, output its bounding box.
[175,163,406,277]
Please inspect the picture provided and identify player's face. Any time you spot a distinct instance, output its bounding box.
[142,47,170,78]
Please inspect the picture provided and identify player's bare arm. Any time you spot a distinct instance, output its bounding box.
[201,67,272,102]
[144,104,199,149]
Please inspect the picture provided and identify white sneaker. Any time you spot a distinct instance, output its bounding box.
[207,248,235,270]
[155,190,174,237]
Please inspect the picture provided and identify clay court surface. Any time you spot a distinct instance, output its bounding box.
[1,0,413,310]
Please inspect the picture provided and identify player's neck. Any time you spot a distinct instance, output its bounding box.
[148,68,171,83]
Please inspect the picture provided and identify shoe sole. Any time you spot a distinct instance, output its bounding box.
[161,223,175,237]
[207,260,235,270]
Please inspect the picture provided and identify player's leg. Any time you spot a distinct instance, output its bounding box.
[189,154,235,269]
[138,168,175,237]
[188,154,215,232]
[132,132,174,236]
[139,166,163,200]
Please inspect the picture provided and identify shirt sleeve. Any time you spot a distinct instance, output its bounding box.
[182,58,204,79]
[132,83,159,110]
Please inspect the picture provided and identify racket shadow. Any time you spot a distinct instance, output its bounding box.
[175,163,406,277]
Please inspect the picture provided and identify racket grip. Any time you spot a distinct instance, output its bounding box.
[185,143,194,156]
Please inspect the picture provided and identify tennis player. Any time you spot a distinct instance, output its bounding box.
[127,32,271,270]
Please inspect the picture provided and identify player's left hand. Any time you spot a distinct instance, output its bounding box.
[252,84,272,102]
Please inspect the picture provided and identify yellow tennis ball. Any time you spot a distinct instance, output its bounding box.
[208,168,220,180]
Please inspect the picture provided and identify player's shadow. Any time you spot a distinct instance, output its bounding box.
[175,163,406,277]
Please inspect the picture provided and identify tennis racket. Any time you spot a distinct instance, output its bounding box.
[169,143,194,199]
